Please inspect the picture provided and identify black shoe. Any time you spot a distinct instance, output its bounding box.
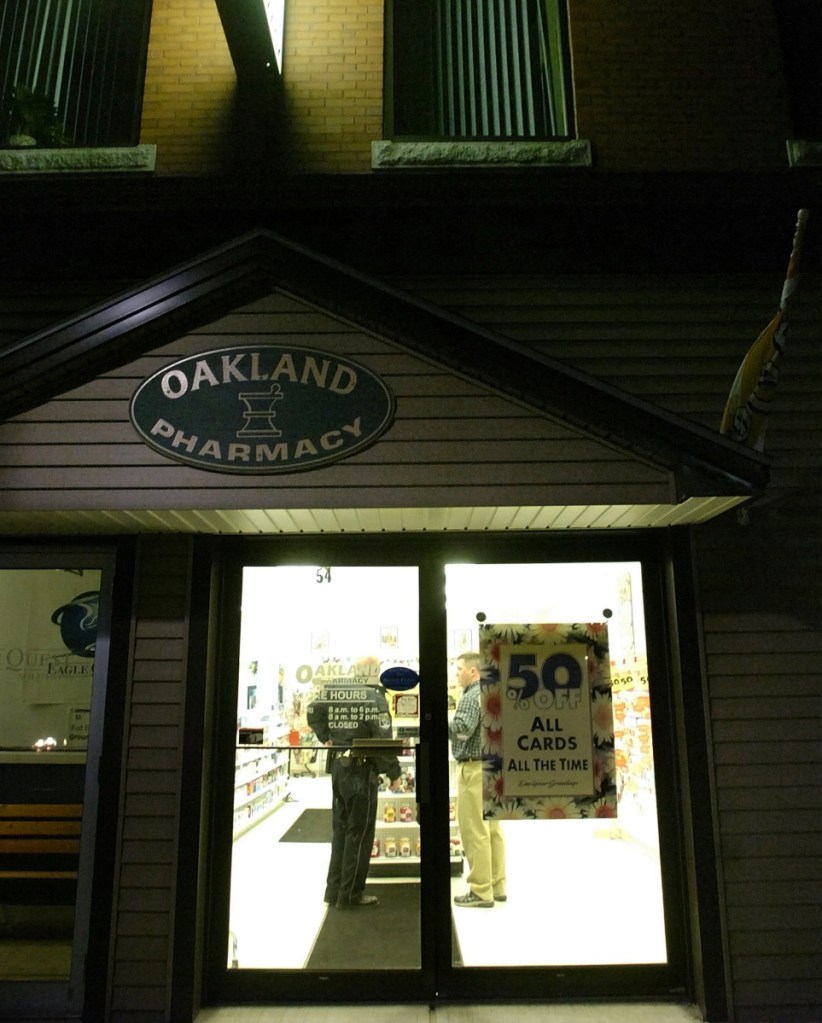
[336,894,380,909]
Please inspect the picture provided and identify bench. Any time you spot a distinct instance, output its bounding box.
[0,803,82,901]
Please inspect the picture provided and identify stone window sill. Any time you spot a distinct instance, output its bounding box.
[372,138,592,170]
[0,144,156,174]
[787,139,822,167]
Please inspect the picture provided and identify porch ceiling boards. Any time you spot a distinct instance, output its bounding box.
[0,497,748,536]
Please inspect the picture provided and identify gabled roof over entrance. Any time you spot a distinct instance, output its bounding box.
[0,230,768,534]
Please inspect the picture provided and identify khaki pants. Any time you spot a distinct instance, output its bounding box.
[456,760,506,901]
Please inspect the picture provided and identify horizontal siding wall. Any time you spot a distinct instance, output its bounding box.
[399,271,822,1023]
[696,521,822,1022]
[0,290,673,514]
[399,273,822,502]
[109,536,191,1023]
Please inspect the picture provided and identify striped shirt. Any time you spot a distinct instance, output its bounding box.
[449,681,483,761]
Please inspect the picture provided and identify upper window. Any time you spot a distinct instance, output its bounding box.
[386,0,572,140]
[0,0,152,148]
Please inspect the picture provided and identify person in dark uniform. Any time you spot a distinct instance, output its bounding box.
[307,657,402,909]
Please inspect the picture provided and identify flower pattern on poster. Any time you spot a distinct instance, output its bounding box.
[478,622,617,820]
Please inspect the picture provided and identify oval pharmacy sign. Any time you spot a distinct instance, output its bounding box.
[130,345,395,474]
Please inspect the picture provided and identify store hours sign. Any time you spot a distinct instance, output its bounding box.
[129,345,395,474]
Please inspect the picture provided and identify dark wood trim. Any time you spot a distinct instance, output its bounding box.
[0,240,273,417]
[666,531,731,1022]
[86,536,136,1023]
[170,537,225,1022]
[201,544,245,1006]
[637,542,691,993]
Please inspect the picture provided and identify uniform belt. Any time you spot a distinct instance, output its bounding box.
[337,750,372,764]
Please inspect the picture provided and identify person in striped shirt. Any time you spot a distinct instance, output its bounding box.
[449,652,506,908]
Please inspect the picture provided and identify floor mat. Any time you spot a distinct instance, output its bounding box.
[279,808,332,843]
[306,883,421,969]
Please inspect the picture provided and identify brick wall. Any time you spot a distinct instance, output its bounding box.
[140,0,238,176]
[279,0,383,173]
[569,0,792,171]
[139,1,794,176]
[140,0,382,176]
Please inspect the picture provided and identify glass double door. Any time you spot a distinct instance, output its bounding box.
[216,548,678,1003]
[227,563,425,977]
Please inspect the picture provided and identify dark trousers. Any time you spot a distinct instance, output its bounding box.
[326,757,378,905]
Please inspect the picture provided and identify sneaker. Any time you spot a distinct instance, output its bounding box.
[453,890,493,908]
[494,894,507,902]
[336,893,380,909]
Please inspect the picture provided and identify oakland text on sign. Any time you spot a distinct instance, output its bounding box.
[129,345,396,474]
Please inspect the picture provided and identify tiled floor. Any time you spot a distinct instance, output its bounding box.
[229,776,668,971]
[196,1003,704,1023]
[210,775,703,1022]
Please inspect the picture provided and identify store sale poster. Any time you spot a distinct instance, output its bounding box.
[497,642,594,797]
[478,622,617,821]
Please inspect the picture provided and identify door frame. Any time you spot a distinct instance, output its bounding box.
[198,528,719,1010]
[0,539,132,1022]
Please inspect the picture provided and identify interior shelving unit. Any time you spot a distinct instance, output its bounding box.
[233,731,291,839]
[370,750,462,877]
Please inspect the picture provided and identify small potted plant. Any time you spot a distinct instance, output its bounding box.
[7,83,71,147]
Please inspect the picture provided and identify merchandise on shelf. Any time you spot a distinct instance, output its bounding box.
[232,723,292,839]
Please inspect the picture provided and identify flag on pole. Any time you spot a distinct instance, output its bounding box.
[720,208,809,451]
